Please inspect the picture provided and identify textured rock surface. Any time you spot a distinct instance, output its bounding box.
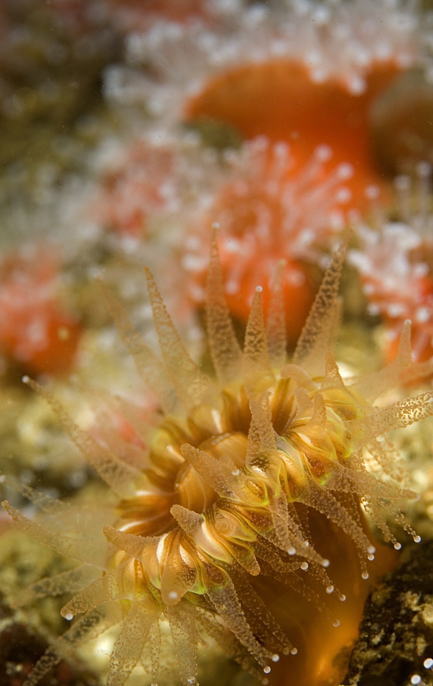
[343,541,433,686]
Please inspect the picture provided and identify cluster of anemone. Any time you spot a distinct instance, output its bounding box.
[88,133,357,354]
[2,2,433,686]
[88,130,354,341]
[89,0,433,344]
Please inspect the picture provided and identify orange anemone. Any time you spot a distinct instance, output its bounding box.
[185,139,351,342]
[185,59,402,208]
[0,247,81,376]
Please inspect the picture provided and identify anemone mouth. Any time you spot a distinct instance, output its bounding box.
[114,373,356,538]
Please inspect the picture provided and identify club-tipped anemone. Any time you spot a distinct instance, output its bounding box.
[114,0,424,116]
[104,0,429,206]
[183,137,353,340]
[2,233,433,686]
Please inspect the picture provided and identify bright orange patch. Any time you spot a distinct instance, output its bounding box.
[20,312,81,376]
[222,255,317,345]
[0,306,81,376]
[0,249,81,376]
[265,507,397,686]
[186,59,402,208]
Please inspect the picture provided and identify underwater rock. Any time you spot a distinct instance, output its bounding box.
[343,540,433,685]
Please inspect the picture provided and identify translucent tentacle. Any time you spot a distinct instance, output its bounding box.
[234,568,297,656]
[23,607,120,686]
[366,436,407,483]
[206,228,243,386]
[97,279,177,414]
[292,238,347,375]
[346,391,433,450]
[281,363,316,391]
[159,533,198,605]
[103,525,158,560]
[0,477,113,527]
[167,601,198,686]
[170,505,203,538]
[242,287,275,397]
[293,386,314,415]
[23,378,147,499]
[107,601,160,686]
[13,566,100,608]
[61,562,131,618]
[144,267,218,412]
[180,443,240,500]
[350,320,413,401]
[1,500,109,569]
[205,567,273,669]
[147,621,161,685]
[304,482,373,558]
[266,260,287,370]
[301,394,327,439]
[321,351,346,390]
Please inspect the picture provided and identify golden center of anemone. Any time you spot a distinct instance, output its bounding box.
[115,374,362,544]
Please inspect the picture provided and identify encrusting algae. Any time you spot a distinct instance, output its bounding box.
[2,231,433,686]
